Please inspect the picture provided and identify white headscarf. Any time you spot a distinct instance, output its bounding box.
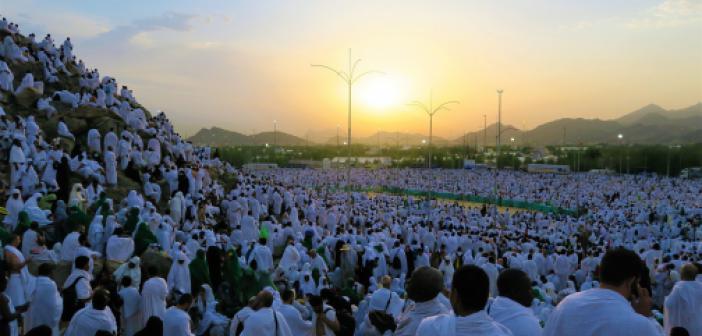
[113,256,142,288]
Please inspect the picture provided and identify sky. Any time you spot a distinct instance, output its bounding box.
[3,0,702,140]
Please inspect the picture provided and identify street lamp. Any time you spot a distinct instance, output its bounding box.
[408,91,459,168]
[313,49,382,185]
[273,120,277,148]
[617,133,624,174]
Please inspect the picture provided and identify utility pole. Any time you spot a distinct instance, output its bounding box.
[483,114,487,152]
[273,120,278,148]
[496,90,503,169]
[312,49,382,185]
[495,89,503,201]
[408,91,459,169]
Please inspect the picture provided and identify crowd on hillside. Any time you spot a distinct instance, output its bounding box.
[0,15,701,336]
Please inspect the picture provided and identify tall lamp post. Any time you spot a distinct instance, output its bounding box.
[494,90,504,202]
[483,114,487,152]
[617,133,624,174]
[273,120,278,148]
[408,91,459,169]
[312,49,382,185]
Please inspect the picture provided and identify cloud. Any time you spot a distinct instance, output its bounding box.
[626,0,702,29]
[88,11,197,47]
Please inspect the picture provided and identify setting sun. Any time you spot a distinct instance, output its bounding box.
[358,76,405,110]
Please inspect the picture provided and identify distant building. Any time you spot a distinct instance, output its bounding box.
[331,156,392,167]
[527,164,570,174]
[242,163,278,170]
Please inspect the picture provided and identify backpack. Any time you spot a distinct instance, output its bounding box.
[324,307,355,336]
[367,294,396,334]
[61,276,86,321]
[391,253,402,269]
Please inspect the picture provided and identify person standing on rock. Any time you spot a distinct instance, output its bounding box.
[104,146,117,186]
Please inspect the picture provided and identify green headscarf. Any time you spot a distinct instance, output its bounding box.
[189,249,211,293]
[124,207,140,234]
[239,267,260,303]
[0,226,11,245]
[66,205,90,233]
[89,192,107,216]
[134,222,157,255]
[223,248,243,285]
[38,193,56,210]
[14,211,31,234]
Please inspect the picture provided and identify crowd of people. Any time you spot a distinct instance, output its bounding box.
[1,15,701,336]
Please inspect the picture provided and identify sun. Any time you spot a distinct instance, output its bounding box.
[358,76,404,109]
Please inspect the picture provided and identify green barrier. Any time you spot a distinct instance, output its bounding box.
[319,185,581,217]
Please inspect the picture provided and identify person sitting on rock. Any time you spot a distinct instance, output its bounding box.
[0,60,13,92]
[14,72,41,96]
[2,35,28,63]
[57,117,75,140]
[52,90,79,108]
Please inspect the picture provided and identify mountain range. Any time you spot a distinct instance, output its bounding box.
[188,103,702,147]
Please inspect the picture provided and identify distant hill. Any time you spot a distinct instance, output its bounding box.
[353,131,450,147]
[190,102,702,147]
[452,123,521,147]
[250,131,309,146]
[188,127,308,146]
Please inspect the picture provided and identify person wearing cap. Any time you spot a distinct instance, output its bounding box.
[395,266,450,336]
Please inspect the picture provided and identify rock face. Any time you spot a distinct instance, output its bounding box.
[15,84,43,108]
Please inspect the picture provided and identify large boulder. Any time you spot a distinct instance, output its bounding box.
[140,249,172,278]
[63,116,88,135]
[14,84,43,109]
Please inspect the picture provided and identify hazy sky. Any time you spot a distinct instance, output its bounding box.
[4,0,702,139]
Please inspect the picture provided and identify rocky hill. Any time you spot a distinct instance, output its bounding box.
[188,127,308,146]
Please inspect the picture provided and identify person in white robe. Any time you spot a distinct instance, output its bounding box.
[63,256,93,304]
[114,257,142,289]
[22,193,52,226]
[543,248,663,336]
[4,235,35,309]
[87,129,101,153]
[14,72,40,96]
[3,189,23,228]
[64,289,117,336]
[416,265,511,336]
[395,266,450,336]
[140,270,169,324]
[20,223,39,258]
[163,293,195,336]
[143,173,161,204]
[118,276,142,336]
[57,118,75,140]
[9,142,26,189]
[278,289,313,335]
[104,147,117,186]
[167,251,191,295]
[25,264,62,336]
[240,291,293,336]
[488,269,542,336]
[60,231,81,262]
[0,60,13,92]
[278,241,301,272]
[249,238,274,274]
[88,214,106,254]
[663,264,702,336]
[105,228,135,263]
[67,183,87,212]
[37,97,57,117]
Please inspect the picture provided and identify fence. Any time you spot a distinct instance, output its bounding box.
[320,185,581,216]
